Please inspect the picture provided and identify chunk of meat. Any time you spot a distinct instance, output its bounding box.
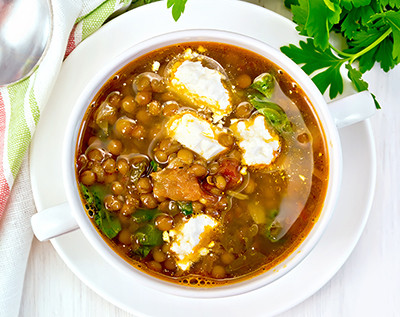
[151,166,203,201]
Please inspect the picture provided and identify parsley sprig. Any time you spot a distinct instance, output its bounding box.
[132,0,398,109]
[167,0,187,21]
[281,0,400,108]
[128,0,188,21]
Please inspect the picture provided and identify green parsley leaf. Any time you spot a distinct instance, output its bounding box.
[291,0,309,35]
[341,5,375,39]
[281,39,345,98]
[380,0,400,8]
[371,93,381,110]
[347,27,384,72]
[313,63,344,99]
[372,11,400,59]
[345,64,369,92]
[348,27,385,52]
[298,0,341,50]
[281,39,342,74]
[284,0,299,8]
[375,37,398,71]
[167,0,187,21]
[357,46,379,73]
[341,0,371,10]
[283,0,400,108]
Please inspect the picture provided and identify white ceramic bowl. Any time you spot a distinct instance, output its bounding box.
[32,29,375,298]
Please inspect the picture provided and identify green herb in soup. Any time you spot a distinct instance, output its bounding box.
[75,42,328,287]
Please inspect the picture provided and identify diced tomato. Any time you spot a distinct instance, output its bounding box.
[218,159,242,189]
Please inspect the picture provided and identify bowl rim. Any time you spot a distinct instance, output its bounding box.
[63,29,342,298]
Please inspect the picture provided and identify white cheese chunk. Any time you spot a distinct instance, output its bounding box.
[169,60,232,121]
[230,115,281,167]
[152,60,160,72]
[166,112,227,160]
[169,214,218,271]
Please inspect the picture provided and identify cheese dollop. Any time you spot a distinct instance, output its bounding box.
[166,112,227,160]
[169,59,232,121]
[230,114,281,167]
[169,214,218,271]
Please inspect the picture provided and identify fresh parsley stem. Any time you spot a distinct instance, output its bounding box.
[331,28,392,64]
[348,28,392,64]
[329,44,353,57]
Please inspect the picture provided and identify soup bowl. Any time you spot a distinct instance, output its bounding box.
[31,29,376,298]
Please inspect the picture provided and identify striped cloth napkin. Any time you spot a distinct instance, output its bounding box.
[0,0,139,218]
[0,0,162,316]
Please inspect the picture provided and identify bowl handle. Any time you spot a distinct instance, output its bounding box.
[327,91,376,128]
[31,202,78,241]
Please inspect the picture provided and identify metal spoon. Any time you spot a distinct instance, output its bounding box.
[0,0,52,86]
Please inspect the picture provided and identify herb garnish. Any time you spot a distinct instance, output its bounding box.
[131,208,160,223]
[167,0,187,21]
[251,73,275,98]
[128,0,187,21]
[281,0,400,108]
[247,72,293,134]
[80,184,122,239]
[134,224,163,257]
[176,201,193,216]
[149,160,159,173]
[131,209,163,257]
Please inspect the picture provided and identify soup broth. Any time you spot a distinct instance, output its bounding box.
[76,42,328,287]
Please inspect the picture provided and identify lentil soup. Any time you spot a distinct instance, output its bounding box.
[75,42,328,287]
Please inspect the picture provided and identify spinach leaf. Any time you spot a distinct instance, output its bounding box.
[247,72,292,134]
[134,246,153,258]
[176,201,193,216]
[80,184,93,203]
[248,92,292,134]
[132,209,160,223]
[250,73,275,99]
[94,210,122,240]
[134,224,163,247]
[80,184,122,239]
[130,209,163,258]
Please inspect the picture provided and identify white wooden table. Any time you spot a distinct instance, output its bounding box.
[19,1,400,316]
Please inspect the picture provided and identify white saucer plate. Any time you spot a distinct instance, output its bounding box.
[29,1,377,316]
